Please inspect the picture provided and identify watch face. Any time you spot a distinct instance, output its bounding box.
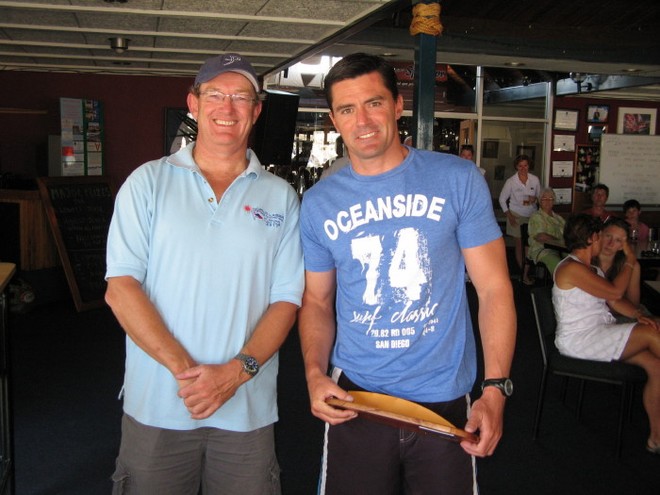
[482,378,513,397]
[236,353,259,376]
[244,356,259,374]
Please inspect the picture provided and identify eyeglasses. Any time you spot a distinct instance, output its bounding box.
[540,197,554,201]
[198,90,256,105]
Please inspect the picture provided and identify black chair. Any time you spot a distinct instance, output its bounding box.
[530,286,647,457]
[520,223,549,285]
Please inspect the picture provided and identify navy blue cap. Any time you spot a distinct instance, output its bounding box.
[194,53,260,93]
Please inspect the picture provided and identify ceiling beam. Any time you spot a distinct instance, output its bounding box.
[0,23,313,46]
[2,61,198,77]
[0,1,345,26]
[0,40,291,59]
[0,51,240,68]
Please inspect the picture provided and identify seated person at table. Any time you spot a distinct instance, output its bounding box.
[553,214,660,455]
[527,187,566,275]
[582,183,615,223]
[623,199,650,242]
[593,218,642,307]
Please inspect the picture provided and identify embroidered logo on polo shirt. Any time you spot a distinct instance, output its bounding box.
[244,205,284,227]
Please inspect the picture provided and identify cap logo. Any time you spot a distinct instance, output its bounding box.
[223,54,242,66]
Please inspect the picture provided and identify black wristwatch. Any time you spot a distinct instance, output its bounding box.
[481,378,513,397]
[234,353,260,377]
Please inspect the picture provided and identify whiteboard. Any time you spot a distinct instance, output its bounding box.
[599,134,660,205]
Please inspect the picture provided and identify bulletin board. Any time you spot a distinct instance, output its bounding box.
[599,134,660,206]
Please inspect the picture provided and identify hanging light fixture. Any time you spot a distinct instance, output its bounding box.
[109,37,130,54]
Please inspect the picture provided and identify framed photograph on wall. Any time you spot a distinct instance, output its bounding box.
[516,145,535,170]
[617,107,657,135]
[586,105,609,123]
[482,140,499,158]
[554,109,579,131]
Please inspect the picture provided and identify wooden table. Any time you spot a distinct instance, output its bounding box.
[0,263,16,495]
[0,263,14,296]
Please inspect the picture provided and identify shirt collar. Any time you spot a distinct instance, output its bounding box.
[167,142,262,180]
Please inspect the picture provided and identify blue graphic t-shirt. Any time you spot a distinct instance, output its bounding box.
[300,147,502,402]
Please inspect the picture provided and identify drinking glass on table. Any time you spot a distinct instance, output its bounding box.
[651,240,660,255]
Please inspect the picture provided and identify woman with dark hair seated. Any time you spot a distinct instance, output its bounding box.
[553,213,660,455]
[593,217,642,307]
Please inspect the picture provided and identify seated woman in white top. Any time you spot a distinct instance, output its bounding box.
[553,213,660,455]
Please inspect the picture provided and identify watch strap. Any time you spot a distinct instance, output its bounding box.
[481,378,513,397]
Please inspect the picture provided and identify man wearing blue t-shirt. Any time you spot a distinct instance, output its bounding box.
[299,53,516,494]
[105,53,303,493]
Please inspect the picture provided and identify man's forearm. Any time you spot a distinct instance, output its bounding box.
[298,300,336,381]
[106,276,196,376]
[478,285,516,380]
[240,301,298,366]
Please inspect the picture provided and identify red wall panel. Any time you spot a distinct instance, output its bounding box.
[0,71,191,189]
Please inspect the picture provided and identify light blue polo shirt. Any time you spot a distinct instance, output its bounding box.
[106,143,303,431]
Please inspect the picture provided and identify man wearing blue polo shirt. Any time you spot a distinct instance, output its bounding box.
[105,53,303,494]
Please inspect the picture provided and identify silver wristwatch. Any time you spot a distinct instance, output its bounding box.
[234,353,259,377]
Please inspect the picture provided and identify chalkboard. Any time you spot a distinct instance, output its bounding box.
[599,134,660,206]
[37,177,114,311]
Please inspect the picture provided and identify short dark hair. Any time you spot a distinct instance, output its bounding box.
[513,154,533,169]
[460,145,474,154]
[623,199,641,211]
[564,213,602,251]
[324,53,399,110]
[591,183,609,197]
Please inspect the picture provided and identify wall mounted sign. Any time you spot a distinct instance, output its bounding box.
[553,134,575,152]
[552,160,573,178]
[554,109,579,131]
